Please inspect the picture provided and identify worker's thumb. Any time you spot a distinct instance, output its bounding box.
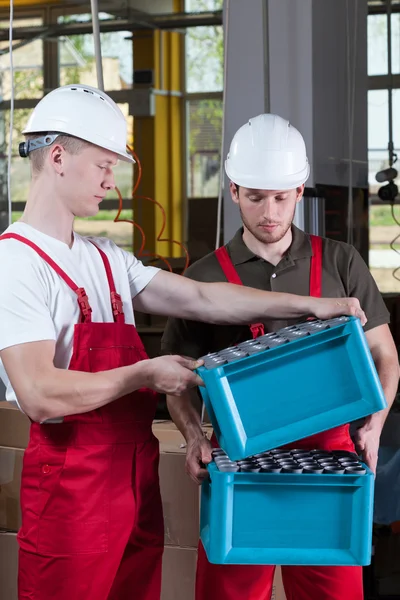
[201,444,213,464]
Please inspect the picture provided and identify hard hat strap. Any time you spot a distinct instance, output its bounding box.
[18,133,61,158]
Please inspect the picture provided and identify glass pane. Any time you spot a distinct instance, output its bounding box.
[0,107,35,207]
[392,13,400,73]
[368,13,400,75]
[368,89,400,192]
[392,88,400,147]
[368,89,389,152]
[74,209,134,253]
[186,24,223,92]
[187,99,222,197]
[368,149,393,195]
[0,18,43,101]
[369,202,400,294]
[369,0,400,5]
[368,14,388,75]
[58,14,132,90]
[58,12,115,22]
[185,0,223,10]
[185,0,223,94]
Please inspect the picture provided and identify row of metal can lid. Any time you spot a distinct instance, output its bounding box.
[201,317,350,369]
[212,447,366,475]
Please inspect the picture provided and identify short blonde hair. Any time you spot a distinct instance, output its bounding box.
[25,132,91,174]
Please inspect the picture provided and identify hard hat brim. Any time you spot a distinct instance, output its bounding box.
[225,161,310,190]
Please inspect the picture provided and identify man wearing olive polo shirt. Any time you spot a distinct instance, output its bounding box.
[160,114,399,600]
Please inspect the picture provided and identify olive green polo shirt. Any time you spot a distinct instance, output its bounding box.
[161,226,390,359]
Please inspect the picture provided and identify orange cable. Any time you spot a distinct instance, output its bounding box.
[113,146,190,274]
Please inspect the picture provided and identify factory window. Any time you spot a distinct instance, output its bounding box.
[57,14,133,91]
[187,98,222,197]
[185,0,223,201]
[0,18,44,101]
[185,23,223,92]
[2,108,33,210]
[0,4,225,254]
[0,16,44,230]
[368,2,400,292]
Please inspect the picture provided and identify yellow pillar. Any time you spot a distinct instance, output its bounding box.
[169,4,185,259]
[132,31,156,253]
[133,1,185,259]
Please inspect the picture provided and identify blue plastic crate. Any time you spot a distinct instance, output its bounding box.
[197,317,386,460]
[200,462,374,566]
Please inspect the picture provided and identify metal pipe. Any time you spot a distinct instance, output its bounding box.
[90,0,104,91]
[387,0,394,165]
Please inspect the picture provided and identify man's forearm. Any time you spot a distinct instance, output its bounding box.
[366,357,399,430]
[197,282,314,324]
[25,361,151,422]
[167,391,204,442]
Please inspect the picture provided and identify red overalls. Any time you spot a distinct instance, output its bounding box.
[1,234,164,600]
[195,235,364,600]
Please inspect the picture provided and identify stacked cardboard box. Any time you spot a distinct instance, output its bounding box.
[0,532,18,599]
[0,402,29,600]
[153,420,202,600]
[0,405,286,599]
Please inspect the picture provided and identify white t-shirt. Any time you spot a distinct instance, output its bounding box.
[0,222,160,405]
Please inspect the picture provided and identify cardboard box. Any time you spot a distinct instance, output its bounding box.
[153,421,208,548]
[0,447,23,532]
[161,546,197,600]
[152,420,212,447]
[161,547,287,600]
[159,451,199,548]
[0,402,30,449]
[152,420,187,447]
[0,531,18,600]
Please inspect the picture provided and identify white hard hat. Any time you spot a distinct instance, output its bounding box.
[22,84,134,163]
[225,113,309,190]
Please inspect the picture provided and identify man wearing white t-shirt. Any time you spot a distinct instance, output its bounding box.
[0,84,366,600]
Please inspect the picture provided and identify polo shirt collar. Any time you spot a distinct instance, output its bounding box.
[227,225,314,267]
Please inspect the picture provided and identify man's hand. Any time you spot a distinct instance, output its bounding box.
[311,297,367,326]
[185,435,213,485]
[144,355,204,396]
[353,421,381,474]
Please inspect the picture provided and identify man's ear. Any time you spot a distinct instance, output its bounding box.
[48,143,66,176]
[296,184,305,203]
[230,181,239,205]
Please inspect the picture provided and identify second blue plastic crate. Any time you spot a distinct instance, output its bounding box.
[200,462,374,566]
